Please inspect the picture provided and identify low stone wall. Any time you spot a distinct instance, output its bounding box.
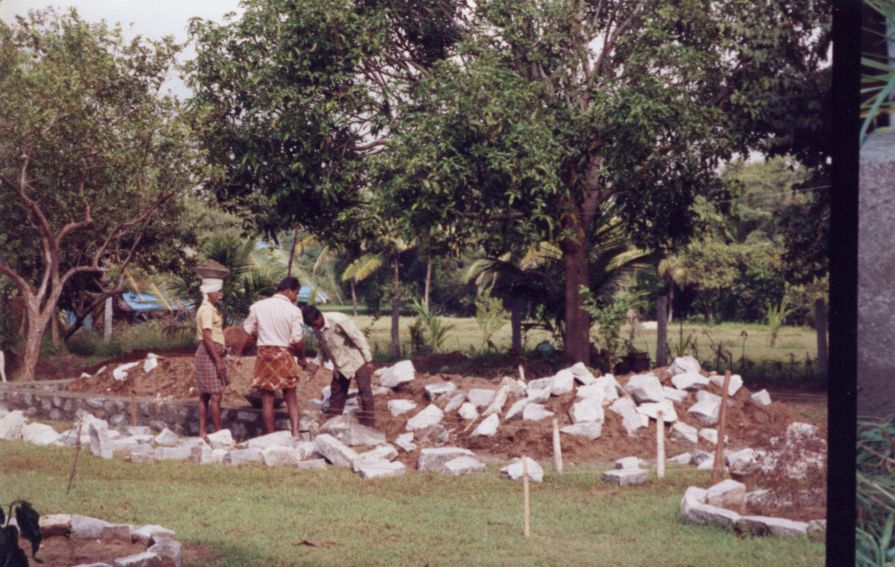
[0,380,297,440]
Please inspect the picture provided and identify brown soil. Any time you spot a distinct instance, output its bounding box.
[19,534,218,567]
[63,351,827,522]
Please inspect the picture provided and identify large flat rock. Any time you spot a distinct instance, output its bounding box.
[313,434,359,468]
[418,447,474,472]
[406,404,444,431]
[602,469,649,486]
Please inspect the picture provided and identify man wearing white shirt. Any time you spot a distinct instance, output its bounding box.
[239,276,306,436]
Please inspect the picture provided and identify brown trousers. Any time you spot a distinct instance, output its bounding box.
[325,363,375,426]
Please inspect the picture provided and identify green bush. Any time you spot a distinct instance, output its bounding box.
[67,320,194,358]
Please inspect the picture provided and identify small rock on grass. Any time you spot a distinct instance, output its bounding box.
[602,469,648,486]
[501,457,544,482]
[441,455,486,476]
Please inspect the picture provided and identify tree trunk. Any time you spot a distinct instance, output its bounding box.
[511,297,523,353]
[389,255,400,358]
[424,260,432,310]
[667,283,674,324]
[815,297,828,382]
[656,295,668,367]
[286,228,299,277]
[561,241,591,364]
[350,278,358,317]
[50,310,61,348]
[15,298,50,381]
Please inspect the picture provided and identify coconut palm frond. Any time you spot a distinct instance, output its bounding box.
[312,245,331,276]
[341,253,384,282]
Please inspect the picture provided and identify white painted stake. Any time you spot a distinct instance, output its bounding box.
[522,455,531,538]
[656,409,665,479]
[0,350,6,383]
[552,417,563,473]
[518,363,526,384]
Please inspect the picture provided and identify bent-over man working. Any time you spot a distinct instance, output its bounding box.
[239,276,305,436]
[301,304,376,427]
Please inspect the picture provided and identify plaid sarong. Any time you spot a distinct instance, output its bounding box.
[194,342,228,394]
[252,346,301,392]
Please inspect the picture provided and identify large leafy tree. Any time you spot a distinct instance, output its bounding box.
[0,10,201,379]
[378,0,830,362]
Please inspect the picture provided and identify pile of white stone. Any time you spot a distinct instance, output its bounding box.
[678,479,825,540]
[34,514,182,567]
[368,355,773,450]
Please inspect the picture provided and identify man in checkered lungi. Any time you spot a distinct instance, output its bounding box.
[194,277,228,442]
[238,276,306,437]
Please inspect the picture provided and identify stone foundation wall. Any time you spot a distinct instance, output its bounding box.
[0,380,297,439]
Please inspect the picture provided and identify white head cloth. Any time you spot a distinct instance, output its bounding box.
[200,278,223,295]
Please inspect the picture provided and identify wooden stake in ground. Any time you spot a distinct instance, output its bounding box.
[656,409,665,479]
[552,418,563,473]
[522,456,531,538]
[517,363,526,384]
[711,371,732,484]
[66,420,84,495]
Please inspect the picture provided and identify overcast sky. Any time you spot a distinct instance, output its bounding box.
[0,0,244,98]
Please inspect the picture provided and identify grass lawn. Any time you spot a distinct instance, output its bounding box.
[1,442,823,566]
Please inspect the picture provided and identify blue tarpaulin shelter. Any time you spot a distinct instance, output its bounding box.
[298,284,329,303]
[121,291,191,312]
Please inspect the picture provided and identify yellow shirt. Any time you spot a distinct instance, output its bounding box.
[196,300,225,345]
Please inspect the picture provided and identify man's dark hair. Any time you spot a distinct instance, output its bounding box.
[301,304,323,324]
[276,276,301,292]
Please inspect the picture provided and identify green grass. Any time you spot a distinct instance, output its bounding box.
[66,319,194,359]
[857,416,895,566]
[0,442,822,566]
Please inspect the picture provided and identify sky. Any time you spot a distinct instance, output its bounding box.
[0,0,244,98]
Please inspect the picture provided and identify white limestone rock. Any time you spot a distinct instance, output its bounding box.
[0,411,26,440]
[458,403,479,421]
[751,389,772,407]
[442,455,486,476]
[467,388,496,408]
[313,434,360,468]
[112,551,162,566]
[609,398,646,436]
[687,399,720,426]
[154,428,179,447]
[89,421,113,459]
[394,432,416,453]
[148,539,182,567]
[297,459,328,470]
[294,441,316,460]
[112,361,140,381]
[602,469,649,485]
[550,369,575,396]
[108,437,142,454]
[698,428,728,446]
[207,429,235,450]
[504,398,530,421]
[522,403,554,422]
[594,374,622,404]
[527,376,554,392]
[710,373,743,396]
[680,501,741,528]
[560,422,602,440]
[670,422,698,446]
[736,516,809,538]
[129,446,155,464]
[615,456,646,470]
[356,460,406,479]
[635,401,678,423]
[388,399,418,417]
[501,457,544,482]
[663,386,689,404]
[425,381,457,400]
[575,383,607,403]
[22,422,61,446]
[247,430,295,450]
[262,446,302,467]
[70,515,112,539]
[569,397,605,424]
[624,374,665,404]
[472,414,500,437]
[705,479,746,508]
[668,452,692,465]
[418,447,475,472]
[353,444,399,467]
[321,415,386,447]
[443,392,466,413]
[526,385,552,404]
[669,356,701,376]
[671,372,710,391]
[155,446,192,461]
[39,514,72,537]
[726,448,757,475]
[568,362,597,385]
[378,360,416,388]
[406,404,444,431]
